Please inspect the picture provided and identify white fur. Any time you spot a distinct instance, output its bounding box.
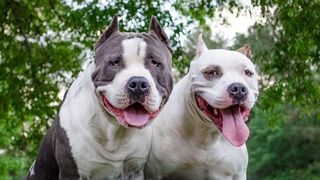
[29,160,36,176]
[195,33,208,58]
[145,38,258,179]
[60,62,152,179]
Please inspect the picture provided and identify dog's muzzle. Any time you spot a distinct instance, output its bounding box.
[99,76,160,128]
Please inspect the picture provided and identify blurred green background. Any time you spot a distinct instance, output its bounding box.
[0,0,319,179]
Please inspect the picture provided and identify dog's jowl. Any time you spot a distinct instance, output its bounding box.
[26,15,173,180]
[145,34,259,179]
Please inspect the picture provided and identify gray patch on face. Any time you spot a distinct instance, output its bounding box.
[92,32,128,87]
[141,33,173,106]
[201,65,223,80]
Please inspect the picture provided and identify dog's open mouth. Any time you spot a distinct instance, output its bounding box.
[195,95,250,147]
[101,95,159,128]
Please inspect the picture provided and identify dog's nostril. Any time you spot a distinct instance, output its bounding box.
[141,82,148,89]
[129,82,136,89]
[241,87,247,93]
[231,86,238,92]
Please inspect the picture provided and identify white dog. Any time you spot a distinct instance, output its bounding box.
[145,34,259,180]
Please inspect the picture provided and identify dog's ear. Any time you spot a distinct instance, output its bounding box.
[95,15,119,49]
[237,44,251,58]
[148,16,173,54]
[196,33,208,58]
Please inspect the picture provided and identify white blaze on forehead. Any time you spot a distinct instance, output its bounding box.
[122,37,147,67]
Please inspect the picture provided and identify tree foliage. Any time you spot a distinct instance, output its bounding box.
[232,1,320,178]
[250,0,320,119]
[0,0,319,179]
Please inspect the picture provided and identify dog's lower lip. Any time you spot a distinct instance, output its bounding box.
[101,94,123,116]
[195,95,250,129]
[100,94,160,128]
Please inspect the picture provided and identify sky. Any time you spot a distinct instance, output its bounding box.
[163,0,265,48]
[210,5,263,46]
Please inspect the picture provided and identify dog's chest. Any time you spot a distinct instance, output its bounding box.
[193,142,248,179]
[70,130,151,179]
[163,139,248,179]
[76,153,146,180]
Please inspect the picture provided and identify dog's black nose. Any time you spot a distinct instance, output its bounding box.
[227,83,248,101]
[127,76,149,95]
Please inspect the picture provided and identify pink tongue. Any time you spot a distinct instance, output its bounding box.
[123,105,149,127]
[221,106,249,147]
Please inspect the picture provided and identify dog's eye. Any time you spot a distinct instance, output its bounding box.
[151,60,161,67]
[205,70,218,76]
[201,65,222,80]
[111,59,120,66]
[245,70,254,77]
[202,69,220,80]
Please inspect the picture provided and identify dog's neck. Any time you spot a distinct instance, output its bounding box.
[173,74,223,147]
[60,62,143,153]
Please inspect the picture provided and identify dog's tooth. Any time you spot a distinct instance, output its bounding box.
[214,109,218,115]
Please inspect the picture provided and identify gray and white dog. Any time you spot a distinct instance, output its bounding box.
[145,34,259,179]
[26,15,173,180]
